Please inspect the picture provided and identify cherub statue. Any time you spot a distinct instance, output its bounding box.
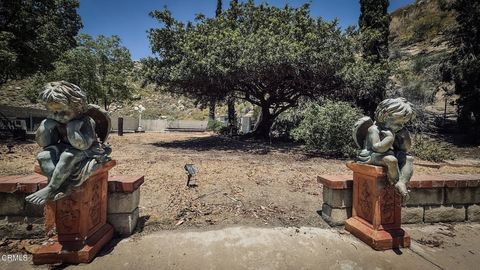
[25,81,111,205]
[353,98,415,200]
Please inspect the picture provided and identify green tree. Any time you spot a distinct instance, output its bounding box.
[0,32,17,82]
[356,0,390,116]
[0,0,82,83]
[448,0,480,143]
[144,2,353,139]
[226,0,239,132]
[216,0,222,17]
[29,34,134,110]
[207,0,223,121]
[359,0,390,61]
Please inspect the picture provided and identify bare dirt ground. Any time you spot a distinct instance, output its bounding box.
[1,132,480,233]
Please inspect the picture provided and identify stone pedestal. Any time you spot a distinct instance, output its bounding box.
[33,160,116,264]
[344,162,410,250]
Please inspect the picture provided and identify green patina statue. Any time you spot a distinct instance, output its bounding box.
[25,81,111,205]
[354,98,415,200]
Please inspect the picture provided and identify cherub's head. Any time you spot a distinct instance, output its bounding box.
[39,81,87,124]
[374,98,415,132]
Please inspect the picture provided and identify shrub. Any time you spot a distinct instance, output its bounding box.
[292,100,363,157]
[206,119,226,133]
[270,105,306,141]
[25,72,49,103]
[411,135,455,162]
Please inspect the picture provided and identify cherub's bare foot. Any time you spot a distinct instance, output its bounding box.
[52,184,74,201]
[395,182,410,202]
[53,192,67,201]
[25,186,54,205]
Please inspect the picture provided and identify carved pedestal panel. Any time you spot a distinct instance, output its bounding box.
[344,161,410,250]
[33,160,116,264]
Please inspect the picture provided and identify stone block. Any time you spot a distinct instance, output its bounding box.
[467,204,480,222]
[445,187,480,205]
[108,207,139,236]
[401,206,423,224]
[0,193,25,215]
[321,203,351,226]
[322,187,352,208]
[406,188,444,206]
[25,201,44,217]
[424,205,466,223]
[108,188,140,214]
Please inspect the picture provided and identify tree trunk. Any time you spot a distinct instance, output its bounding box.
[227,95,236,126]
[252,105,274,140]
[104,98,108,111]
[227,95,237,136]
[208,97,216,121]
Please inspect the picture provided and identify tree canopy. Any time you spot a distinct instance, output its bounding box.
[0,0,82,83]
[359,0,390,62]
[144,1,355,138]
[28,34,134,110]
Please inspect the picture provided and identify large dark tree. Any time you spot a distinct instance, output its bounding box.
[216,0,222,17]
[448,0,480,143]
[144,2,353,139]
[356,0,390,116]
[0,0,82,83]
[359,0,390,61]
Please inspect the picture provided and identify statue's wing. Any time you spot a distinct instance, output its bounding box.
[85,104,111,143]
[353,116,373,149]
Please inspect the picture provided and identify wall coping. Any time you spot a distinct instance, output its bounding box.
[107,175,144,193]
[318,174,480,190]
[0,167,143,194]
[345,161,387,177]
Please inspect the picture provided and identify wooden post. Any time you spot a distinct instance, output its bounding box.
[443,95,447,127]
[29,114,33,132]
[118,117,123,136]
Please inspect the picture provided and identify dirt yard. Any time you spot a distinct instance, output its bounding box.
[1,132,480,232]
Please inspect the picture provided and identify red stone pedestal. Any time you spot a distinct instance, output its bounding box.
[344,161,410,250]
[33,160,116,264]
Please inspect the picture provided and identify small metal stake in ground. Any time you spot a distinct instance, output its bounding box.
[184,164,198,187]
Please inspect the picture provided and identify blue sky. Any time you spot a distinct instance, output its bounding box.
[78,0,415,60]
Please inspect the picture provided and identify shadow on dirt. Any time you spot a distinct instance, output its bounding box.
[150,135,303,155]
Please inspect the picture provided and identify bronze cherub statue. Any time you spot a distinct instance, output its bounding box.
[26,81,111,205]
[354,98,415,200]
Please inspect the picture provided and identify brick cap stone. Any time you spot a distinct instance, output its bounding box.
[108,175,144,193]
[318,172,480,190]
[0,161,145,193]
[410,174,480,188]
[317,162,480,189]
[317,175,352,189]
[0,174,47,193]
[346,161,387,177]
